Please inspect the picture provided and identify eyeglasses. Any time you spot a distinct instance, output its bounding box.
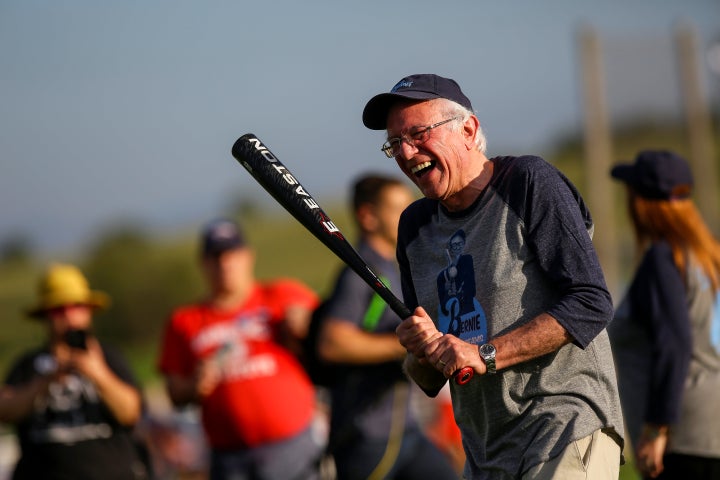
[381,116,460,158]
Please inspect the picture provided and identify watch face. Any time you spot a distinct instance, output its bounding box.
[479,343,496,357]
[479,343,497,374]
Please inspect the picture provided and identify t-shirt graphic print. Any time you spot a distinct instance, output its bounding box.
[436,229,487,345]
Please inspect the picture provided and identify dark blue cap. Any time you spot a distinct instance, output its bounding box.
[362,74,474,130]
[201,218,246,256]
[611,150,693,200]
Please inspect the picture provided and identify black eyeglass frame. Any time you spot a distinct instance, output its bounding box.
[381,116,461,158]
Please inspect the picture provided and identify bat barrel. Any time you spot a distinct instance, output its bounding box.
[231,133,473,386]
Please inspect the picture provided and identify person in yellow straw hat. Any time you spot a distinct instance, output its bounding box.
[0,263,151,480]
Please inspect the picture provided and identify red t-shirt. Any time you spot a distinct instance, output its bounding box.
[158,279,319,449]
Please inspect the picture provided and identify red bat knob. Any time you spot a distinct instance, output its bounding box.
[454,367,474,385]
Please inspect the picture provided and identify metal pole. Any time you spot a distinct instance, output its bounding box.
[578,25,619,298]
[676,22,720,234]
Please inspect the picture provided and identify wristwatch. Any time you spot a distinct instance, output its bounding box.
[478,343,497,374]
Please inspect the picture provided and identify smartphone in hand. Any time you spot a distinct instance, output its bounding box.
[64,329,89,350]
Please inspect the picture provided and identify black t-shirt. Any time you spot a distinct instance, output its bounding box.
[4,344,149,480]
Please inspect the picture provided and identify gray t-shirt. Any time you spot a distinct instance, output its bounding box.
[674,259,720,457]
[397,155,624,478]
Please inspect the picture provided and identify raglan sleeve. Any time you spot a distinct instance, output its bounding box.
[397,206,420,313]
[521,157,614,347]
[630,243,691,424]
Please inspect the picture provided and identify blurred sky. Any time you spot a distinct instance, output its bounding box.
[2,0,719,255]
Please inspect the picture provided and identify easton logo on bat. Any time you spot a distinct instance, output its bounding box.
[247,137,343,238]
[318,212,344,240]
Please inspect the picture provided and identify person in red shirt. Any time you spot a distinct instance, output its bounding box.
[158,218,324,480]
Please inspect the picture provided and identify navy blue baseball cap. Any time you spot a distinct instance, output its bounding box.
[362,74,474,130]
[201,218,246,256]
[611,150,694,200]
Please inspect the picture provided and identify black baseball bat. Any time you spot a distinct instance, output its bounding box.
[230,134,474,385]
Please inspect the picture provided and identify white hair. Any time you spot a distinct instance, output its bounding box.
[436,98,487,153]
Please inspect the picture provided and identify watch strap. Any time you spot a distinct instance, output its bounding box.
[479,343,497,374]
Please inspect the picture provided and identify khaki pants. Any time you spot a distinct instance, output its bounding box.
[521,429,621,480]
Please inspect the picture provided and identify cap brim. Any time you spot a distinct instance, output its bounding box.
[362,92,440,130]
[610,163,635,183]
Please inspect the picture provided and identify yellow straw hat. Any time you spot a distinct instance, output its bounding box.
[26,263,110,319]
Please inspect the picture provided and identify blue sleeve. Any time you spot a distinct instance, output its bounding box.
[511,157,614,347]
[397,199,434,312]
[629,242,692,425]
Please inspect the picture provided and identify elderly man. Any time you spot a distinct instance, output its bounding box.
[362,73,624,479]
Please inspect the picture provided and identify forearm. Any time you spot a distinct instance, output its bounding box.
[0,379,50,423]
[636,423,669,478]
[90,367,142,426]
[320,324,406,364]
[492,312,572,369]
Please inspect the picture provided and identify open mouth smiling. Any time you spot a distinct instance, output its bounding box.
[410,161,435,178]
